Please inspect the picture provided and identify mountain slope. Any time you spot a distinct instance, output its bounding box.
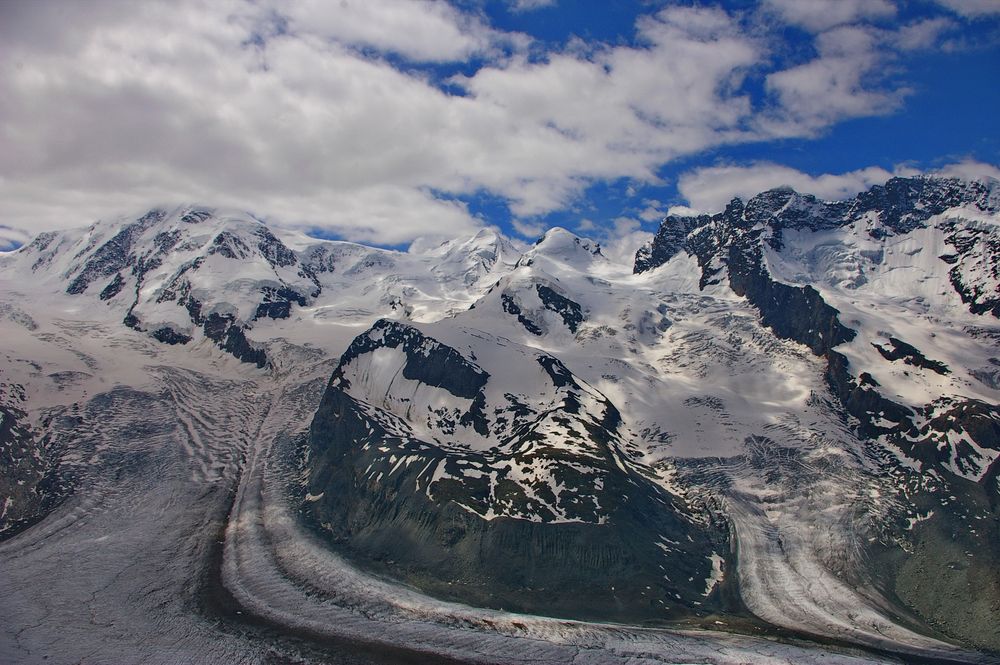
[0,175,998,662]
[304,319,736,622]
[633,176,1000,650]
[4,206,519,367]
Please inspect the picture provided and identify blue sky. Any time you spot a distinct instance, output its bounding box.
[0,0,998,251]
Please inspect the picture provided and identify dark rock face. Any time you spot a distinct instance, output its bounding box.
[825,350,916,440]
[221,326,266,368]
[303,321,736,623]
[635,178,996,484]
[254,287,308,321]
[298,245,339,274]
[335,319,489,400]
[722,200,856,357]
[209,231,250,260]
[635,176,999,321]
[150,327,192,345]
[535,284,584,333]
[939,218,1000,317]
[56,207,328,367]
[65,209,165,295]
[634,215,708,273]
[179,207,213,224]
[852,176,995,238]
[0,390,69,540]
[201,312,266,368]
[501,293,543,335]
[920,399,1000,477]
[99,273,126,301]
[638,196,856,357]
[254,227,298,268]
[872,337,950,375]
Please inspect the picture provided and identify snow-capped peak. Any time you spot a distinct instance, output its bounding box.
[523,227,603,266]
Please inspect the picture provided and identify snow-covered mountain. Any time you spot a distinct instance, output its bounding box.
[3,205,519,366]
[1,176,998,664]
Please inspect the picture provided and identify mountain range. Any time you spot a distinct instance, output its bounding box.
[1,175,998,664]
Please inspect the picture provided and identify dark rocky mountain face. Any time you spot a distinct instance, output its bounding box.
[303,320,737,622]
[633,178,1000,472]
[632,176,1000,649]
[0,391,54,538]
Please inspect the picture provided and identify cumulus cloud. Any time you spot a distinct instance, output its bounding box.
[511,218,547,238]
[673,160,1000,214]
[0,226,32,251]
[0,0,976,246]
[0,1,771,243]
[756,6,961,136]
[280,0,524,62]
[763,0,896,32]
[566,215,651,265]
[637,201,665,222]
[454,5,760,214]
[932,159,1000,181]
[892,17,956,50]
[672,162,921,213]
[760,26,903,135]
[932,0,1000,17]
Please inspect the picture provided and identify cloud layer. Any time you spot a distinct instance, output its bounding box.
[0,0,990,244]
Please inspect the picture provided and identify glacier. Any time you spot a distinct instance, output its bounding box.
[1,177,998,664]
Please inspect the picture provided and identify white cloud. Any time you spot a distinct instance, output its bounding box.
[638,200,664,222]
[0,1,970,246]
[280,0,524,63]
[584,216,652,265]
[509,0,556,12]
[674,160,1000,215]
[763,0,896,32]
[511,218,547,238]
[892,17,956,50]
[673,162,922,213]
[932,0,1000,17]
[932,159,1000,181]
[606,229,654,266]
[0,1,774,243]
[456,6,760,214]
[0,226,32,251]
[664,205,703,218]
[0,179,482,247]
[760,26,902,134]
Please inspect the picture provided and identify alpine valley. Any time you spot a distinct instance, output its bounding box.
[1,175,999,665]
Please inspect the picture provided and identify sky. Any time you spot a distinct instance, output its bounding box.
[0,0,998,253]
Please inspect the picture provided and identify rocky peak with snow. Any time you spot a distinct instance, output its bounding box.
[636,175,1000,314]
[628,179,999,641]
[421,227,521,288]
[305,316,731,621]
[13,205,321,365]
[5,208,528,367]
